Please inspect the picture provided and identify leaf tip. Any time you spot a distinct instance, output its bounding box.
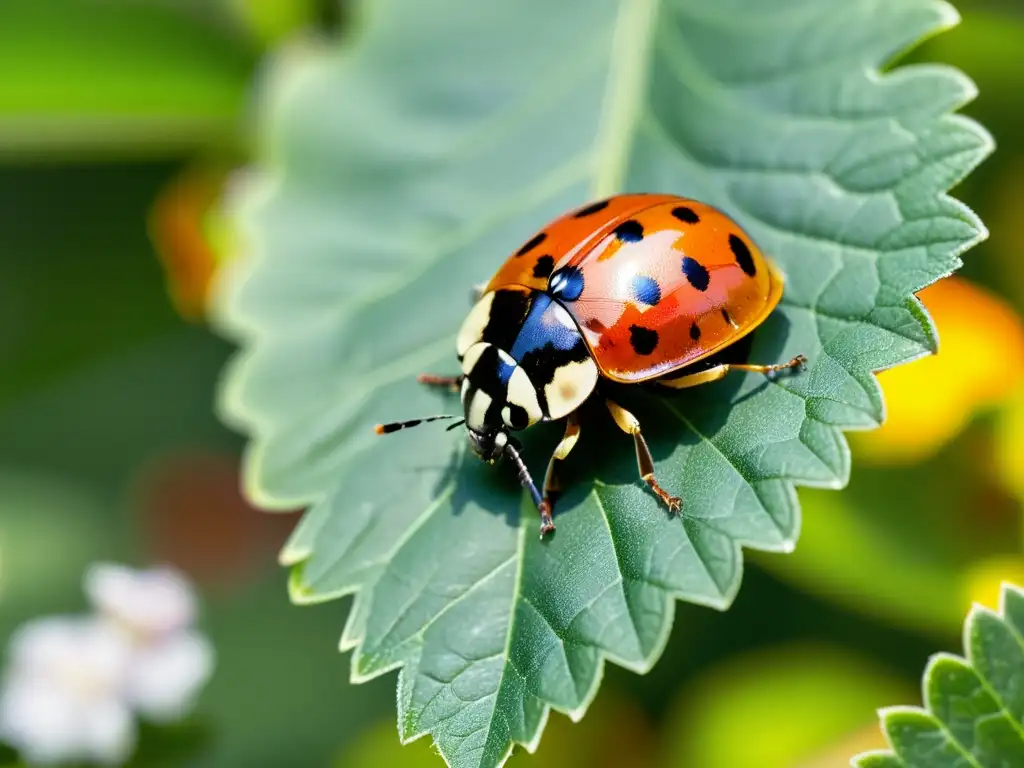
[998,580,1024,613]
[287,565,315,603]
[850,749,897,768]
[930,0,961,34]
[350,651,384,685]
[965,601,999,625]
[278,542,310,567]
[877,704,924,724]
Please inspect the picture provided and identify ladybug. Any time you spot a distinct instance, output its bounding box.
[375,194,806,537]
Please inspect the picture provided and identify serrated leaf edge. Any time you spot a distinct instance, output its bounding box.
[853,584,1024,765]
[209,3,996,767]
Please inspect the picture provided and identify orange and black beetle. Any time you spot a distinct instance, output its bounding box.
[376,194,806,537]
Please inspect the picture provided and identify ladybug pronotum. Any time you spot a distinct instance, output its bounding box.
[375,193,806,537]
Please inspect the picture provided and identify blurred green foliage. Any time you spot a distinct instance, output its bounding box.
[0,2,255,159]
[0,1,1022,767]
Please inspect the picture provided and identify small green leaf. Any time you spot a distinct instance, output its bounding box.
[213,1,991,766]
[882,708,975,768]
[969,607,1024,724]
[856,583,1024,768]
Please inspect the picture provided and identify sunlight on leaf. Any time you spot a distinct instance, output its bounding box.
[854,582,1024,768]
[852,276,1024,465]
[212,1,991,765]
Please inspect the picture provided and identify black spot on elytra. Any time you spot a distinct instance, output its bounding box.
[516,232,546,257]
[573,199,610,218]
[629,325,658,355]
[672,206,700,224]
[532,255,554,279]
[729,233,757,276]
[689,322,701,341]
[613,220,644,243]
[505,403,529,430]
[681,257,710,291]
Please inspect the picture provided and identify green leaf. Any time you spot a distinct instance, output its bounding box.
[0,1,255,159]
[212,1,991,766]
[854,583,1024,768]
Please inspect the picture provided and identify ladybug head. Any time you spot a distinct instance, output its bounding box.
[460,343,542,448]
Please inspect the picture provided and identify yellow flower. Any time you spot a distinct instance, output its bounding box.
[853,276,1024,464]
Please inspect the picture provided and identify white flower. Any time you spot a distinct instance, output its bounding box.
[0,563,215,766]
[85,563,214,722]
[85,563,197,638]
[0,617,135,765]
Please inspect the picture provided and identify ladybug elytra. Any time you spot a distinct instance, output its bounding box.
[376,193,806,537]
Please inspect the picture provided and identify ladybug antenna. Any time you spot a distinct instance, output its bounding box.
[373,415,461,435]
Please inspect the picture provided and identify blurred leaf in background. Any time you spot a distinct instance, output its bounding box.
[0,468,119,611]
[753,488,967,636]
[0,1,256,161]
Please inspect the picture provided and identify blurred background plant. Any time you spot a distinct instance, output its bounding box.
[0,0,1022,766]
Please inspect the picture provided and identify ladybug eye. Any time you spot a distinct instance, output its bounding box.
[549,266,585,301]
[501,404,529,430]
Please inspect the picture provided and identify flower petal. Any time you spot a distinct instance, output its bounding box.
[6,616,130,688]
[0,676,134,766]
[123,630,214,722]
[85,562,198,637]
[82,696,137,766]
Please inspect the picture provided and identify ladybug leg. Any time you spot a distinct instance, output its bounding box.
[604,399,681,515]
[729,355,807,380]
[416,373,463,392]
[541,412,582,519]
[502,439,553,538]
[659,355,806,390]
